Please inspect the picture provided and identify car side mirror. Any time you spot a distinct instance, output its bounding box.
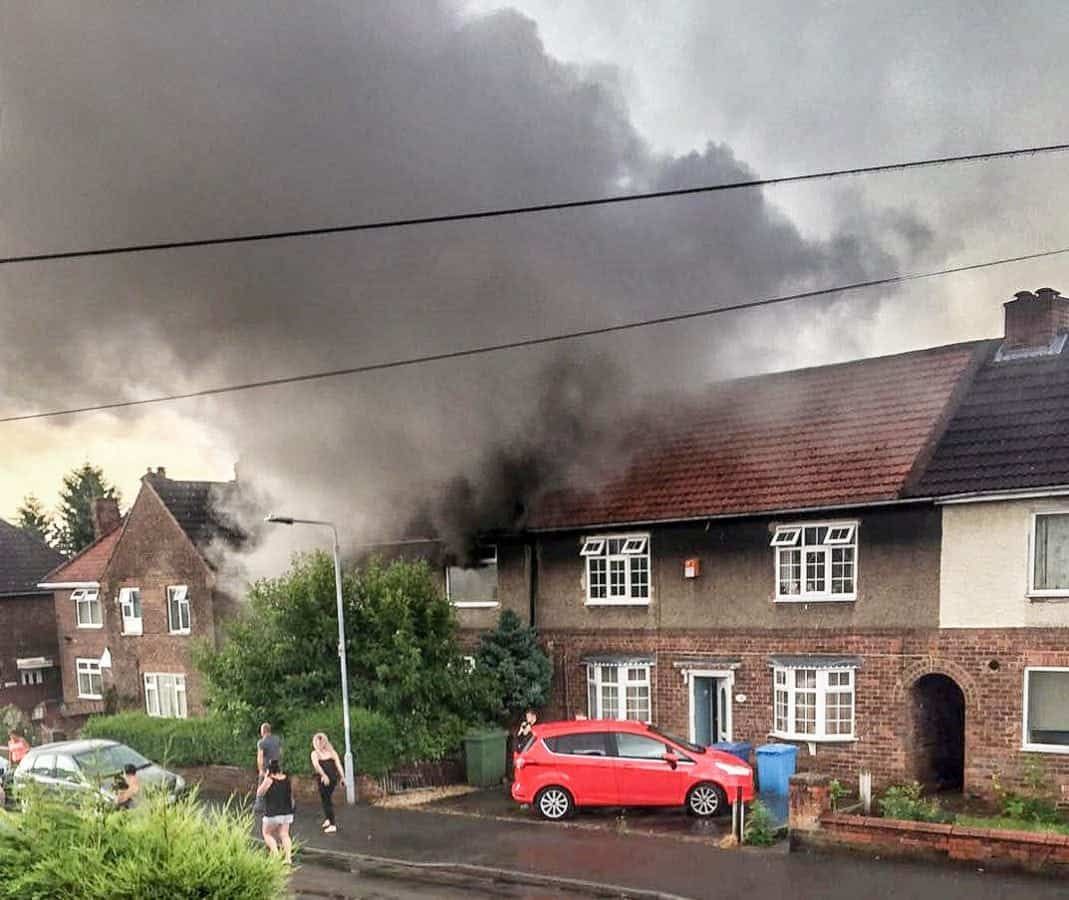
[663,752,678,770]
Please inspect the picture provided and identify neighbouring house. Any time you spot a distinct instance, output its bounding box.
[445,287,1069,801]
[39,468,243,720]
[0,519,66,719]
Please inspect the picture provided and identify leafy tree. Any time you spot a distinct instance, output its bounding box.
[53,463,120,555]
[196,553,483,760]
[15,494,53,546]
[475,609,552,724]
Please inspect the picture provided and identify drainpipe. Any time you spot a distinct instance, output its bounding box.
[527,537,539,628]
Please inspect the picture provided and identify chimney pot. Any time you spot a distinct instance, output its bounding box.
[91,497,121,541]
[1003,286,1069,351]
[156,466,166,478]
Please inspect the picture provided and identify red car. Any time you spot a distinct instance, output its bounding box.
[512,719,754,820]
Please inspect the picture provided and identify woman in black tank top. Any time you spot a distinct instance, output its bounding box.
[256,759,294,864]
[311,732,346,833]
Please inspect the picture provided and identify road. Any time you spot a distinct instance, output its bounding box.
[272,796,1069,900]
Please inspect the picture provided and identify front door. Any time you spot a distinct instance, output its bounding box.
[692,674,731,746]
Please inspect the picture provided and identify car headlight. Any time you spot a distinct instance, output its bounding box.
[714,761,752,778]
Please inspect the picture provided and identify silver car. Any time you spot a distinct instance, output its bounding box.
[11,739,186,805]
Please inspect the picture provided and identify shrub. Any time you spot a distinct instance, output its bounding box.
[281,705,399,778]
[475,610,553,724]
[878,782,943,822]
[828,779,847,811]
[0,788,287,899]
[744,799,779,846]
[992,759,1063,825]
[83,712,248,768]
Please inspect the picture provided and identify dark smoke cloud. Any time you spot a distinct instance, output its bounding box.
[0,2,944,571]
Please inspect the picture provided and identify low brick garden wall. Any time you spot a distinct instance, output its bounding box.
[176,765,387,804]
[789,772,1069,877]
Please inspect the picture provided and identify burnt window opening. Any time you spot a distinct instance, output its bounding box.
[446,544,498,607]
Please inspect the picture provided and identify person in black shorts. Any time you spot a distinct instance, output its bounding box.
[310,732,346,833]
[256,759,294,864]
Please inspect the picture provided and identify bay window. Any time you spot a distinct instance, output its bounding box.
[772,661,856,740]
[586,662,651,722]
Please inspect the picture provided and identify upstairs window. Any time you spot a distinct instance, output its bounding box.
[582,534,651,605]
[772,522,857,601]
[167,586,191,634]
[1031,513,1069,596]
[119,588,143,636]
[446,545,498,608]
[773,665,855,740]
[72,589,102,629]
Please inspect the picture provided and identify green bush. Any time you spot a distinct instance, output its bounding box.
[82,712,248,768]
[878,782,943,822]
[281,705,399,778]
[828,779,848,811]
[0,788,287,899]
[744,799,779,846]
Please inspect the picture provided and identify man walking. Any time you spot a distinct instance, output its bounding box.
[256,723,282,775]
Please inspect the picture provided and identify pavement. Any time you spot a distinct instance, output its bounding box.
[244,788,1069,900]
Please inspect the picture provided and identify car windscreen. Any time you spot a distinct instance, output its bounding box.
[647,726,705,755]
[74,745,152,779]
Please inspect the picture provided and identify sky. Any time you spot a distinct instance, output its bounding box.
[1,1,1067,563]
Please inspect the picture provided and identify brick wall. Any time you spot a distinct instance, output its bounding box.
[0,591,62,716]
[532,627,1069,801]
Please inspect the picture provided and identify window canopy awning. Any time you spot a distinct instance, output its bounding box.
[16,657,53,670]
[768,654,862,670]
[581,654,655,667]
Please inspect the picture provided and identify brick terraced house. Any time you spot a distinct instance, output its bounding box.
[0,519,65,718]
[39,469,242,720]
[450,288,1069,801]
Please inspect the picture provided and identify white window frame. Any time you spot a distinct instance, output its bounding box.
[76,658,103,700]
[446,545,499,609]
[119,587,143,636]
[586,663,652,722]
[583,532,652,606]
[1028,511,1069,598]
[144,672,188,719]
[72,588,103,629]
[772,521,858,602]
[19,669,44,686]
[1022,666,1069,754]
[771,665,856,742]
[167,585,191,635]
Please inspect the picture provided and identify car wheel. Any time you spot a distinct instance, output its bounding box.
[534,785,574,821]
[686,782,727,818]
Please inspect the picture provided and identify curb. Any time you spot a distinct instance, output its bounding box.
[296,843,697,900]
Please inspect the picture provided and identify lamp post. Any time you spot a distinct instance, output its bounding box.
[265,514,356,805]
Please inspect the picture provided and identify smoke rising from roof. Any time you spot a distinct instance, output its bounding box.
[0,2,947,573]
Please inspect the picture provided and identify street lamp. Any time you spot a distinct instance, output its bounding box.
[264,514,356,805]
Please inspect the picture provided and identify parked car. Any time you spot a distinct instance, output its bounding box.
[511,719,754,820]
[10,739,187,806]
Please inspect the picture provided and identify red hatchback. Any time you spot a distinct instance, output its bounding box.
[512,719,754,821]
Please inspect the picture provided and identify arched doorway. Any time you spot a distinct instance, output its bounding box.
[911,674,965,791]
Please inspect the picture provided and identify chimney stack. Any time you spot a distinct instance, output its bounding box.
[1003,287,1069,351]
[91,497,121,541]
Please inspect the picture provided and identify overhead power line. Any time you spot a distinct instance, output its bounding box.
[4,243,1068,424]
[2,142,1068,266]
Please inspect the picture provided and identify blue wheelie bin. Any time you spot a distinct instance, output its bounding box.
[710,741,753,767]
[755,743,798,795]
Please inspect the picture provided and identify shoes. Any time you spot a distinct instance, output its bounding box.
[324,825,337,834]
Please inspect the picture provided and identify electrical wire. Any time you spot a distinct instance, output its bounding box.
[1,142,1068,266]
[3,243,1066,423]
